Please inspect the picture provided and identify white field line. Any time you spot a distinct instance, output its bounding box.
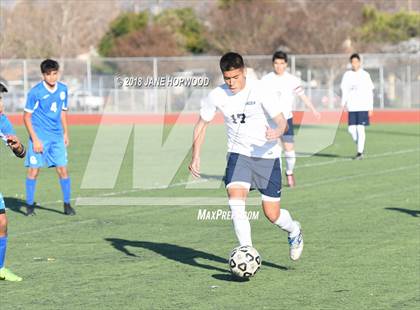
[6,148,419,208]
[76,163,420,206]
[297,163,420,189]
[295,148,420,169]
[13,183,419,239]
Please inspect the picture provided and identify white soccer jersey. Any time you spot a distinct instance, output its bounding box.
[340,69,374,112]
[261,71,305,120]
[200,79,287,159]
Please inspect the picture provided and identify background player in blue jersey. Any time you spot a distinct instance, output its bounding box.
[23,59,75,216]
[0,81,25,281]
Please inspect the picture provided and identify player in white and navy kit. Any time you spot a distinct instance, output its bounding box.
[0,82,25,281]
[189,53,303,261]
[23,59,75,216]
[262,51,320,187]
[341,53,374,160]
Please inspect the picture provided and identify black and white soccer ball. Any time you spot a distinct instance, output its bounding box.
[229,245,261,278]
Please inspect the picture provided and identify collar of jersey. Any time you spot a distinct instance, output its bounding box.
[42,81,58,94]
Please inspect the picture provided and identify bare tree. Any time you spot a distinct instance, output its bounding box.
[109,25,185,58]
[205,0,288,55]
[0,0,120,58]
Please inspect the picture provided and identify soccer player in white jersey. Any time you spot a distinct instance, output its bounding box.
[340,53,374,160]
[189,52,303,261]
[261,51,320,187]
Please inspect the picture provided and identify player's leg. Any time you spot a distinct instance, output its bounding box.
[347,111,360,157]
[24,138,45,216]
[225,153,252,246]
[257,158,303,260]
[227,185,252,246]
[348,125,358,142]
[281,117,296,187]
[25,167,40,216]
[354,111,369,160]
[56,166,75,215]
[0,194,22,281]
[49,140,75,215]
[262,200,303,261]
[283,142,296,187]
[355,125,365,158]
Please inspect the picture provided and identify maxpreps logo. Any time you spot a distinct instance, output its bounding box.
[197,209,259,221]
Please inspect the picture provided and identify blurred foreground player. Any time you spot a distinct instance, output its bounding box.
[0,81,25,281]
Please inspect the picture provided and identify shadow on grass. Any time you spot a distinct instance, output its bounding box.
[105,238,289,281]
[3,197,64,215]
[297,152,352,159]
[385,207,419,217]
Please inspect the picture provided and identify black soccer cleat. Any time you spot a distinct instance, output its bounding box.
[63,203,76,216]
[25,204,36,216]
[353,152,364,160]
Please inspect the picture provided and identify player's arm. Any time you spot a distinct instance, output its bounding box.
[23,111,43,153]
[61,88,70,146]
[299,94,320,119]
[367,73,374,117]
[0,116,26,158]
[340,73,349,109]
[265,112,288,141]
[61,110,69,146]
[5,135,26,158]
[189,117,209,178]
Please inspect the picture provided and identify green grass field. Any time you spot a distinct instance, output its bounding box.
[1,124,419,309]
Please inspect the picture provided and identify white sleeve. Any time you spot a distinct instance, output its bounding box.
[340,73,348,106]
[366,72,374,110]
[199,94,217,122]
[292,76,304,96]
[367,72,374,90]
[261,87,287,119]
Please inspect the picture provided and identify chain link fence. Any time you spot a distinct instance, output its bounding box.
[0,54,418,113]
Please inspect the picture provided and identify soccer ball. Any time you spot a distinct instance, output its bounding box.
[229,245,261,278]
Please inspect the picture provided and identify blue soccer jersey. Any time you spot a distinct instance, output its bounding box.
[0,113,16,144]
[1,114,16,212]
[24,81,68,140]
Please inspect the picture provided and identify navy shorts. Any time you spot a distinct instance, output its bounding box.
[281,118,294,143]
[224,153,282,200]
[348,111,370,126]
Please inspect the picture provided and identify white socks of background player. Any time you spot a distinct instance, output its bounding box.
[348,125,366,154]
[356,125,366,154]
[348,125,358,142]
[284,151,296,175]
[229,199,252,247]
[274,209,300,238]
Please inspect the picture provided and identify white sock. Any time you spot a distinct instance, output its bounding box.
[284,151,296,175]
[356,125,366,154]
[229,199,252,246]
[274,209,300,237]
[348,125,358,143]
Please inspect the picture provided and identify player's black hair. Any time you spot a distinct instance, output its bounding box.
[220,52,244,72]
[272,50,288,63]
[350,53,360,61]
[0,81,8,93]
[40,59,59,74]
